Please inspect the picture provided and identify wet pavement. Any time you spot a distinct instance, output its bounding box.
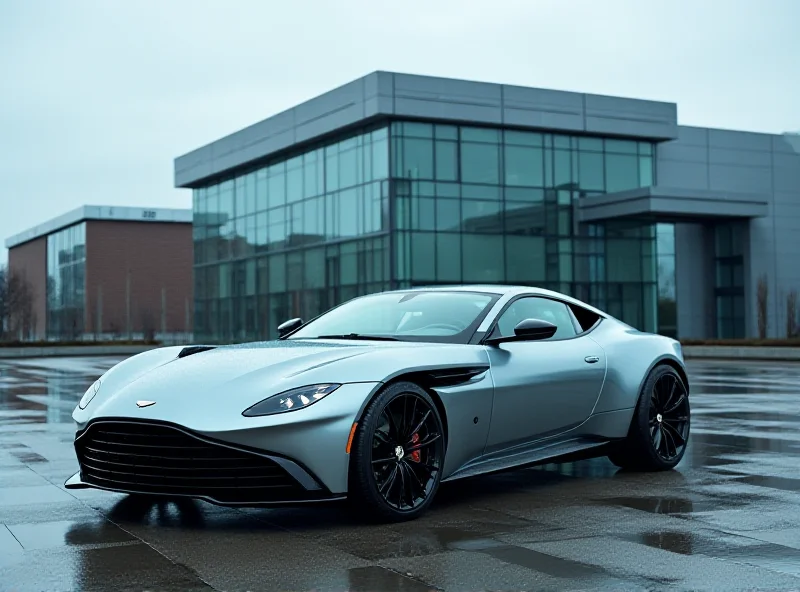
[1,356,799,591]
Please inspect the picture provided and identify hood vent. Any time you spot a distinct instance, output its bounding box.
[177,345,217,359]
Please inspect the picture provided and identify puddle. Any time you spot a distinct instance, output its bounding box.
[483,544,609,579]
[708,412,800,423]
[735,475,800,493]
[600,496,706,514]
[630,531,800,577]
[9,519,136,550]
[11,451,48,463]
[690,433,799,454]
[345,566,436,592]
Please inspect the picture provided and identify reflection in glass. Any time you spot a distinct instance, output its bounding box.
[714,222,746,338]
[193,121,663,342]
[47,223,87,339]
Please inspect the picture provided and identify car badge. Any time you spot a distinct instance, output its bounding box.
[136,400,156,408]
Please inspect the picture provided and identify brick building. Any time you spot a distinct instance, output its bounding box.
[5,205,193,341]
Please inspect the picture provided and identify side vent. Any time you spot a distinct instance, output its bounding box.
[177,345,217,359]
[423,366,489,388]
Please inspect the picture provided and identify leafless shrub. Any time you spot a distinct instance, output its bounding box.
[787,289,798,338]
[140,309,157,343]
[757,275,768,339]
[0,266,37,341]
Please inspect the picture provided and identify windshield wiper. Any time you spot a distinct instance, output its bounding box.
[313,333,401,342]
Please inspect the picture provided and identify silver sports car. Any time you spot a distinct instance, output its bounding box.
[66,285,690,522]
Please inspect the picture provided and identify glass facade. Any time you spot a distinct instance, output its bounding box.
[192,119,665,343]
[714,222,746,338]
[46,222,87,339]
[656,223,677,338]
[391,121,658,334]
[192,125,391,342]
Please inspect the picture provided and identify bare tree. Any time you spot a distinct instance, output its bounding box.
[787,289,798,338]
[757,275,768,339]
[140,309,157,343]
[0,266,37,341]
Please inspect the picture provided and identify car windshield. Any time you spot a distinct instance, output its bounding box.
[287,291,499,343]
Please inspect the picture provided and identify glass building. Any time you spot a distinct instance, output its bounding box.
[46,222,87,339]
[191,120,677,342]
[5,205,194,341]
[181,72,797,342]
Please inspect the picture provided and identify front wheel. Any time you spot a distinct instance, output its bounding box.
[608,364,691,471]
[348,381,445,522]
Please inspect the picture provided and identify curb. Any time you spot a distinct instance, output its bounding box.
[682,345,800,361]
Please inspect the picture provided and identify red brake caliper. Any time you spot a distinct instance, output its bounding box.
[410,433,421,463]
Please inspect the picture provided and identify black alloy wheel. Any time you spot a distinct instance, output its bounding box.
[607,364,691,471]
[649,371,690,462]
[349,381,445,521]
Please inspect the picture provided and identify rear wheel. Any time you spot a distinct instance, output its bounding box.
[608,364,690,471]
[348,381,445,522]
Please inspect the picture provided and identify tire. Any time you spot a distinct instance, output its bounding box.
[608,364,691,471]
[348,381,446,522]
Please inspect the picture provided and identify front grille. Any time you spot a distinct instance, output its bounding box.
[75,420,310,504]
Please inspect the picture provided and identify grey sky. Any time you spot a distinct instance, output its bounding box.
[1,0,798,262]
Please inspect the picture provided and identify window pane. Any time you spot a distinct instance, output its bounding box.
[554,150,572,188]
[286,157,303,203]
[436,233,461,281]
[338,189,359,237]
[304,248,325,289]
[397,137,434,179]
[462,234,503,282]
[435,141,458,181]
[606,239,642,281]
[436,198,461,231]
[411,232,436,281]
[411,197,436,231]
[605,153,639,192]
[401,122,433,138]
[339,145,358,188]
[578,152,604,191]
[505,236,545,282]
[639,156,654,186]
[462,127,500,143]
[504,145,544,187]
[605,139,637,154]
[504,201,545,236]
[505,130,543,146]
[435,125,458,140]
[461,200,502,233]
[461,143,499,184]
[268,163,286,208]
[578,137,603,152]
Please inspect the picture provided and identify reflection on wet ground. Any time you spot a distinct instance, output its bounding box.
[1,356,800,591]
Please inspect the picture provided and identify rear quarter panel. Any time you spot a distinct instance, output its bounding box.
[589,320,686,415]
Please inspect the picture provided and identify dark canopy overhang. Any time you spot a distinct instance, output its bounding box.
[577,186,769,223]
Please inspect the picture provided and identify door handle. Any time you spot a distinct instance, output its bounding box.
[584,356,600,364]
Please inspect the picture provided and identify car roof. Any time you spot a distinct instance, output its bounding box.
[376,284,610,319]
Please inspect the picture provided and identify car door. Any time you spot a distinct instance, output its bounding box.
[484,296,606,454]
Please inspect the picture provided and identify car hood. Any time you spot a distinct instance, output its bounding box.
[76,339,491,426]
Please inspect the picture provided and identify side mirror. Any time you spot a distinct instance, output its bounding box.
[277,317,303,337]
[513,318,558,340]
[486,318,558,345]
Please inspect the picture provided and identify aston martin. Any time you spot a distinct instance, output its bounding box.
[66,285,691,521]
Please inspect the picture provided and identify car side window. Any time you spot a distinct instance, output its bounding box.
[495,297,577,340]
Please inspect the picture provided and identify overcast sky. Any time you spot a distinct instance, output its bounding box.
[1,0,798,262]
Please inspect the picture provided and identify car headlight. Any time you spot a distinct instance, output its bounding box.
[78,379,101,410]
[242,383,341,417]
